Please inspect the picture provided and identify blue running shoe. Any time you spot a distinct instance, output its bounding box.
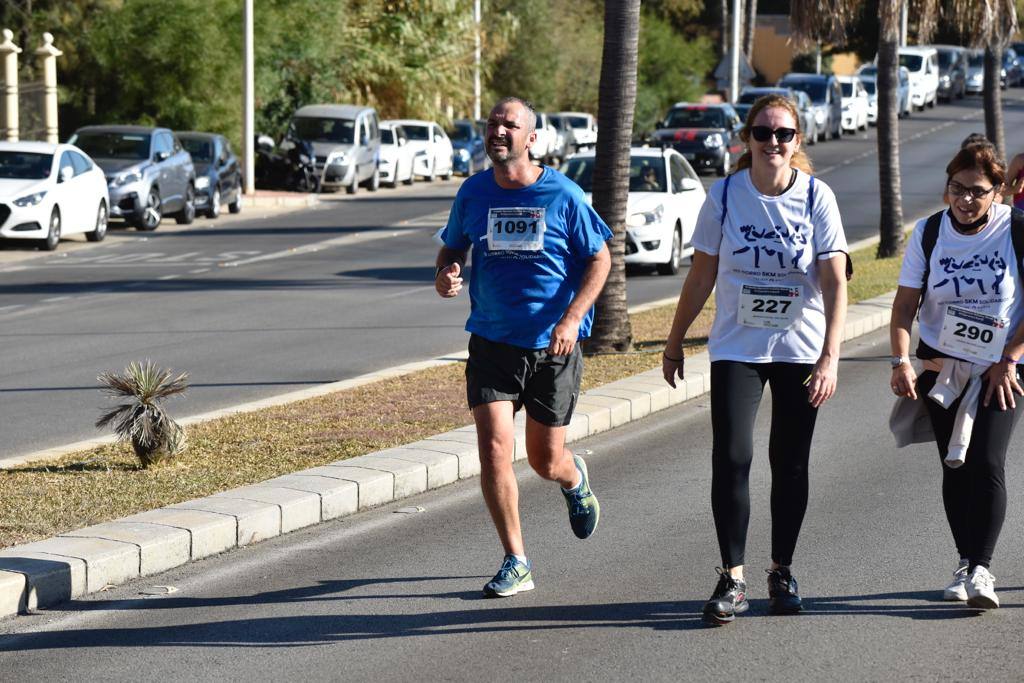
[562,454,600,539]
[483,555,534,598]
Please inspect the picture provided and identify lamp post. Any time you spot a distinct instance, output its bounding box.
[473,0,481,120]
[242,0,255,195]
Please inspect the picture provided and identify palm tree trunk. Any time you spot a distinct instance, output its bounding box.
[876,2,904,257]
[587,0,640,353]
[984,46,1006,160]
[743,0,758,62]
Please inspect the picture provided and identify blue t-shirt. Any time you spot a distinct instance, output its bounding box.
[442,167,612,349]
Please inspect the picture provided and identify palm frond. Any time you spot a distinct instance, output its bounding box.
[789,0,861,50]
[944,0,1019,48]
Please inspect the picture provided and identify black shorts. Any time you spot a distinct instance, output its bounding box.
[465,333,582,427]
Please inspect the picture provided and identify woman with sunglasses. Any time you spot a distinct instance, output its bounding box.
[662,94,849,625]
[890,143,1024,609]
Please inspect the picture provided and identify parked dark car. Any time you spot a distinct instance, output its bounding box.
[934,45,967,101]
[648,103,742,176]
[67,125,196,230]
[777,73,843,142]
[1003,47,1022,88]
[448,119,487,176]
[737,86,817,145]
[176,132,242,218]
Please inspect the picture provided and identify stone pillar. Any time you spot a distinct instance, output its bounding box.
[0,29,21,142]
[35,32,61,144]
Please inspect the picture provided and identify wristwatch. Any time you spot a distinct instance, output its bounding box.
[890,356,910,369]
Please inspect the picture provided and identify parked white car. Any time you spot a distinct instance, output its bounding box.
[899,45,940,110]
[530,113,559,164]
[553,111,598,150]
[838,76,870,132]
[0,141,109,250]
[561,147,705,275]
[387,119,453,181]
[378,123,415,188]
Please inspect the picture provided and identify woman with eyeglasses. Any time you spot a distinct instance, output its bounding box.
[890,143,1024,610]
[662,94,849,625]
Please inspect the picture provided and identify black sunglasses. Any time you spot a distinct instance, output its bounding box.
[750,126,797,143]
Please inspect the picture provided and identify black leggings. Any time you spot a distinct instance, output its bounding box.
[917,370,1024,569]
[710,361,819,568]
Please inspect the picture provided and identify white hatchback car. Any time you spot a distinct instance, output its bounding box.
[837,76,870,132]
[378,123,416,188]
[386,119,453,181]
[561,147,706,275]
[0,141,109,250]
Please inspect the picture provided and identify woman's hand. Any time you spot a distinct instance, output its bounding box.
[662,351,684,388]
[983,360,1024,410]
[808,354,839,408]
[891,363,918,400]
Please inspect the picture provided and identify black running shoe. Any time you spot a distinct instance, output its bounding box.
[766,567,803,615]
[702,568,749,625]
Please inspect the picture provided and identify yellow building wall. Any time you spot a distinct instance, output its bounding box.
[751,15,863,82]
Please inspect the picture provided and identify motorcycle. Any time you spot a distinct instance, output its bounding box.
[254,135,320,193]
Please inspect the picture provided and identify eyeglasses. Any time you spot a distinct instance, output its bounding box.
[750,126,797,143]
[947,181,996,201]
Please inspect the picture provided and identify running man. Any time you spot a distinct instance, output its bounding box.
[435,96,612,597]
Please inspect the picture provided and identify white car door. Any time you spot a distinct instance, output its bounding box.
[54,151,86,234]
[669,153,704,251]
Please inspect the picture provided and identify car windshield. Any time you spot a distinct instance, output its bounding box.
[899,54,923,71]
[71,132,150,160]
[937,51,956,68]
[291,117,355,144]
[566,116,590,128]
[448,122,474,141]
[664,107,725,129]
[381,129,395,145]
[860,65,878,77]
[180,138,213,162]
[861,79,877,95]
[734,104,753,122]
[737,91,779,104]
[968,53,984,67]
[403,125,430,141]
[785,80,827,104]
[840,82,854,97]
[561,155,665,193]
[0,151,52,179]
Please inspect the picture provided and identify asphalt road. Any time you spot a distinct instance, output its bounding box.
[2,328,1023,681]
[0,94,1021,460]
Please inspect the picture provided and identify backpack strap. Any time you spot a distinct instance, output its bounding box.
[719,173,732,226]
[807,175,815,217]
[918,209,945,304]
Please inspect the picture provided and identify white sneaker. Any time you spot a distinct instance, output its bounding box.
[966,566,999,609]
[943,560,970,601]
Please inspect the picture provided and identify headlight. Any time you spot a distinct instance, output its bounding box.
[815,109,827,124]
[940,75,950,84]
[13,190,47,207]
[703,133,723,149]
[111,171,142,187]
[626,204,664,227]
[194,176,210,190]
[457,148,470,161]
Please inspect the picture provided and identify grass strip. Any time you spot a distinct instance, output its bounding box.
[0,242,901,548]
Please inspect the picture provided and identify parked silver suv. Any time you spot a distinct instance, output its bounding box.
[68,125,196,230]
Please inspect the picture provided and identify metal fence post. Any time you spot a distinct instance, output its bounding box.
[0,29,21,142]
[35,32,61,144]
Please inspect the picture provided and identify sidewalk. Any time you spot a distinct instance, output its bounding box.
[0,290,896,620]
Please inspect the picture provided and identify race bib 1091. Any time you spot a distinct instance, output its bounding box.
[487,207,546,251]
[937,305,1010,364]
[738,284,803,329]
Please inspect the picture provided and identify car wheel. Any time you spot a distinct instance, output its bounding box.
[424,161,435,182]
[656,226,682,276]
[716,151,729,177]
[228,191,242,214]
[136,187,162,231]
[87,201,107,242]
[443,164,453,181]
[403,163,415,185]
[41,207,61,251]
[175,185,196,225]
[806,123,816,146]
[366,167,380,192]
[206,188,221,219]
[346,170,359,195]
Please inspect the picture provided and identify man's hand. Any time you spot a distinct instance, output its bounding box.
[435,262,463,298]
[548,315,581,356]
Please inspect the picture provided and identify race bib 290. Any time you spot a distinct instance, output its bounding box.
[487,207,546,251]
[937,305,1009,364]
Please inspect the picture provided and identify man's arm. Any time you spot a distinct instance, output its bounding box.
[435,246,469,298]
[548,243,611,355]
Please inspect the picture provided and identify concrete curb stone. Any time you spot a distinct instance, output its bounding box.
[0,291,898,620]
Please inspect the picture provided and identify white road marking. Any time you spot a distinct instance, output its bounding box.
[189,268,210,274]
[220,228,420,267]
[158,274,181,280]
[41,296,70,303]
[0,304,25,313]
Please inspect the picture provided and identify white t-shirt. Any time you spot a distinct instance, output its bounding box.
[898,203,1023,363]
[693,169,848,363]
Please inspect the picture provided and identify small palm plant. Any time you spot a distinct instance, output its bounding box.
[96,361,189,468]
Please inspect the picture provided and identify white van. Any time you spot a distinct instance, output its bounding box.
[289,104,381,194]
[898,46,939,111]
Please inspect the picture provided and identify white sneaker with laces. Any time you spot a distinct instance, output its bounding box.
[966,565,999,609]
[942,560,969,601]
